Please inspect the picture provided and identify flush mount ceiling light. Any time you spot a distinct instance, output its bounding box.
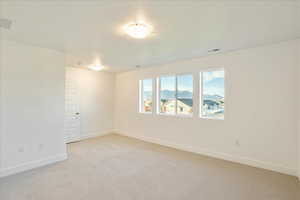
[88,65,104,71]
[124,22,153,39]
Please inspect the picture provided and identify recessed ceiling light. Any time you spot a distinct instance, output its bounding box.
[88,65,104,71]
[124,22,153,39]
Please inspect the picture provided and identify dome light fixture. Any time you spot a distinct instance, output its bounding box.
[124,22,153,39]
[88,65,104,71]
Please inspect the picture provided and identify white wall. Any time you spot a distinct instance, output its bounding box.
[66,67,115,139]
[298,41,300,179]
[0,33,3,173]
[0,40,67,177]
[0,38,298,179]
[114,40,300,176]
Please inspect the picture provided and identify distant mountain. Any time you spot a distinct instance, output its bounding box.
[144,90,223,101]
[160,90,193,99]
[177,91,193,98]
[203,94,224,101]
[160,90,176,99]
[143,91,153,99]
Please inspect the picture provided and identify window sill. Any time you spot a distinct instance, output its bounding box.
[158,113,193,118]
[139,112,153,115]
[176,114,193,118]
[200,116,224,120]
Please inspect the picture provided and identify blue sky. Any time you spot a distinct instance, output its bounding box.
[161,75,193,92]
[143,79,152,91]
[178,75,193,91]
[203,71,224,96]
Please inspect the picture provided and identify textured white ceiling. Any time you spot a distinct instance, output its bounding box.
[1,0,299,72]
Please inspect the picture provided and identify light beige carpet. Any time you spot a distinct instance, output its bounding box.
[0,134,299,200]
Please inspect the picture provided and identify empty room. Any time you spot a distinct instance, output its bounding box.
[0,0,300,199]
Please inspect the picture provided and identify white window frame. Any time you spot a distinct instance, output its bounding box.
[157,75,176,116]
[199,68,225,120]
[139,79,154,114]
[157,73,194,117]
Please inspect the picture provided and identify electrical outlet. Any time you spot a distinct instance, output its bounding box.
[235,140,240,146]
[18,147,25,153]
[38,144,44,151]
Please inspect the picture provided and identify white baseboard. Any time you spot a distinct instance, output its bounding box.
[115,131,298,177]
[0,153,68,178]
[80,130,113,140]
[0,130,112,178]
[65,130,114,143]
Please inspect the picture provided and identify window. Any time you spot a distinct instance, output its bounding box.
[200,69,225,119]
[139,79,153,113]
[158,74,193,115]
[159,76,176,114]
[177,74,193,115]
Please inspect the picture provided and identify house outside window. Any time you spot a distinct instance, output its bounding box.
[139,79,153,113]
[158,74,193,116]
[200,69,225,119]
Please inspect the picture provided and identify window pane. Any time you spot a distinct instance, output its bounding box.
[160,76,176,114]
[177,75,193,115]
[201,70,224,119]
[142,79,152,112]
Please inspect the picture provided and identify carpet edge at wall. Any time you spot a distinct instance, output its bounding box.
[114,130,298,177]
[0,153,68,178]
